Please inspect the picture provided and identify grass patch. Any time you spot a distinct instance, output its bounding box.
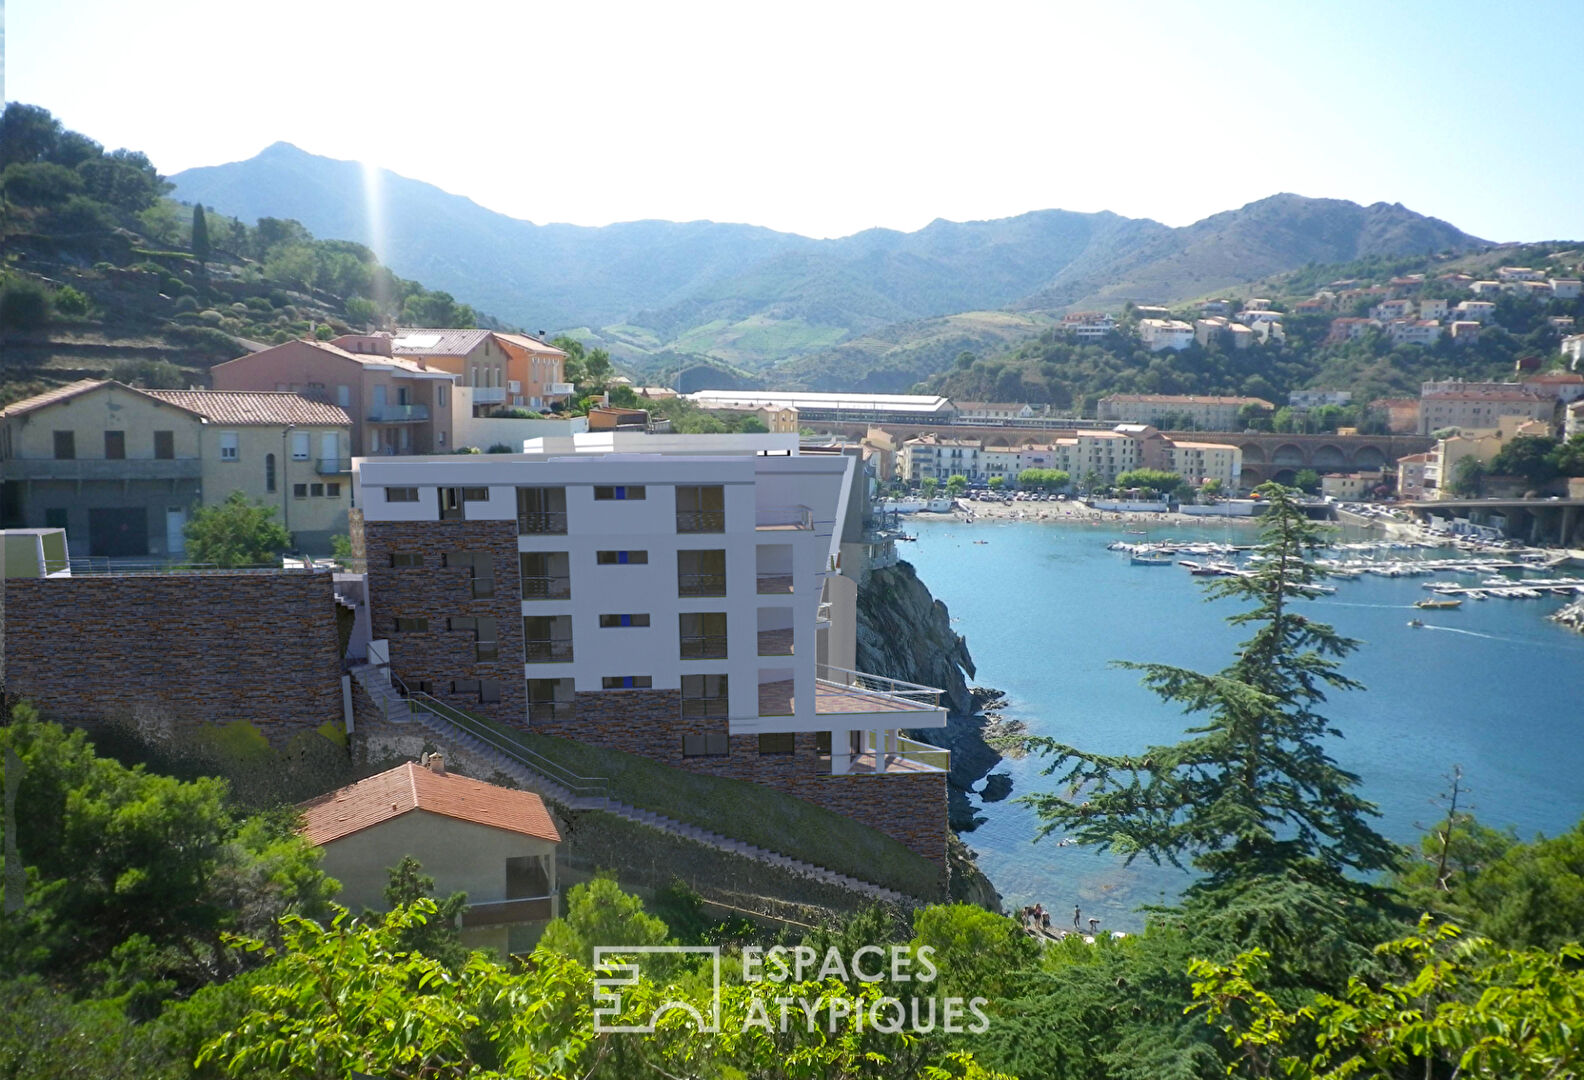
[473,720,942,900]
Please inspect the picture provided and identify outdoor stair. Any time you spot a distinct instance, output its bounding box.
[348,664,912,905]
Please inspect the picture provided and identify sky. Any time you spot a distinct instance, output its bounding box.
[5,0,1583,242]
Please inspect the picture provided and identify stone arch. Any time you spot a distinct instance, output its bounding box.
[1272,443,1305,466]
[1312,444,1347,469]
[1272,468,1299,485]
[1352,445,1387,469]
[1240,465,1264,486]
[1239,442,1267,463]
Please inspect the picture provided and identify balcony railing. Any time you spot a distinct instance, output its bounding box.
[525,639,574,663]
[459,896,555,928]
[517,511,568,535]
[677,572,727,597]
[471,387,506,404]
[814,664,943,715]
[756,571,794,594]
[755,506,813,530]
[508,380,522,394]
[367,403,429,422]
[2,457,202,481]
[679,635,728,660]
[546,381,574,396]
[315,457,352,475]
[522,576,571,600]
[757,627,794,656]
[676,510,726,533]
[528,701,575,723]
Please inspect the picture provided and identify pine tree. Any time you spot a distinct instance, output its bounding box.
[190,202,210,267]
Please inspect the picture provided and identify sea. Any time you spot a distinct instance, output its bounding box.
[903,515,1584,931]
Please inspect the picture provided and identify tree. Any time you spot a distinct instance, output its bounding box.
[537,874,669,966]
[183,491,291,566]
[1293,468,1321,494]
[0,278,53,330]
[946,474,969,496]
[1449,456,1487,497]
[190,203,210,267]
[988,475,1006,491]
[1018,468,1070,492]
[1081,470,1104,494]
[1201,478,1224,498]
[109,358,186,388]
[1114,468,1181,495]
[921,477,940,497]
[1552,432,1584,477]
[1490,434,1560,485]
[377,856,470,968]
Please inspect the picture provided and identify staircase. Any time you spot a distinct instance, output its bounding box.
[348,664,913,905]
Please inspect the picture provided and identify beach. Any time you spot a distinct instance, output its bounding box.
[915,498,1266,529]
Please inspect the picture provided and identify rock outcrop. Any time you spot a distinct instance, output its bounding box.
[1553,598,1584,634]
[856,560,976,715]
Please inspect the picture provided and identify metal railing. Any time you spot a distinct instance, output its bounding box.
[63,558,321,576]
[679,635,728,660]
[816,664,943,709]
[471,387,506,404]
[546,381,574,396]
[521,576,572,600]
[315,457,352,475]
[525,639,574,663]
[676,510,726,533]
[677,571,727,597]
[517,511,568,534]
[367,403,430,422]
[756,505,813,530]
[460,895,556,928]
[873,733,951,772]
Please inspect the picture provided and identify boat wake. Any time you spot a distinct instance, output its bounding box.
[1416,625,1573,649]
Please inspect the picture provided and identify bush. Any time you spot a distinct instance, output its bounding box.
[53,284,91,316]
[0,277,52,330]
[0,160,85,204]
[173,294,199,314]
[314,323,334,340]
[109,358,188,388]
[50,194,117,235]
[271,329,291,344]
[164,324,243,355]
[245,296,273,313]
[486,442,517,454]
[197,309,224,326]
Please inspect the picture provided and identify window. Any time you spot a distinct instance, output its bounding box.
[449,679,479,695]
[53,431,75,459]
[517,487,567,534]
[310,482,324,497]
[758,733,796,755]
[462,487,488,502]
[293,483,308,498]
[521,552,570,599]
[682,733,729,757]
[479,679,501,704]
[524,614,573,662]
[445,551,496,597]
[601,675,654,689]
[390,553,422,567]
[394,617,429,632]
[596,549,648,564]
[594,485,646,501]
[815,732,833,755]
[527,678,574,722]
[153,430,174,459]
[337,385,351,409]
[437,384,447,407]
[676,485,725,532]
[219,432,239,461]
[450,616,499,660]
[385,487,419,502]
[265,453,276,493]
[326,482,341,497]
[599,613,651,628]
[437,430,448,447]
[679,612,727,659]
[104,430,125,459]
[681,673,729,718]
[677,549,726,596]
[291,431,310,460]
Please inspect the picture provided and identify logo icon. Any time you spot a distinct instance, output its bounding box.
[592,945,721,1034]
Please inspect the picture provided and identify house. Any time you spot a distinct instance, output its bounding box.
[1419,299,1449,321]
[1061,312,1116,338]
[1327,317,1378,343]
[0,380,205,558]
[1450,320,1483,344]
[1396,451,1434,501]
[1563,334,1584,367]
[351,432,950,864]
[1469,280,1503,296]
[143,390,354,554]
[1388,319,1443,347]
[1194,317,1229,346]
[1163,440,1243,492]
[1133,305,1172,319]
[2,527,71,578]
[1226,323,1256,348]
[213,337,458,456]
[493,333,573,411]
[1418,380,1555,435]
[1370,299,1415,322]
[1497,266,1544,282]
[1200,299,1232,316]
[1098,394,1274,431]
[954,402,1042,422]
[298,756,561,955]
[1523,371,1584,406]
[1551,278,1582,300]
[1454,300,1496,324]
[900,435,984,482]
[1293,298,1330,315]
[1244,298,1272,311]
[391,329,511,418]
[1510,280,1553,300]
[1548,316,1577,332]
[1250,319,1286,345]
[1237,308,1283,326]
[1137,318,1195,351]
[1320,471,1384,501]
[752,405,800,434]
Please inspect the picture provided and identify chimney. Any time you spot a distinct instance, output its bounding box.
[423,751,446,776]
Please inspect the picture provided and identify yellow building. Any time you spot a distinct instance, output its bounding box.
[754,405,800,433]
[391,329,511,417]
[144,391,354,554]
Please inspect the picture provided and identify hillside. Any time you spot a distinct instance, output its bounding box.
[170,145,1488,384]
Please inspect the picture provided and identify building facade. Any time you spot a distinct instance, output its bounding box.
[391,329,510,417]
[494,332,574,411]
[1097,393,1274,430]
[1418,381,1556,435]
[1137,318,1195,351]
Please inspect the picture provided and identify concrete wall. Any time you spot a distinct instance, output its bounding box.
[4,571,343,743]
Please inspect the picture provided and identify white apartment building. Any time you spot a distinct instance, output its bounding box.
[1389,320,1444,346]
[1551,279,1582,300]
[1371,299,1416,322]
[1288,390,1354,409]
[1419,299,1449,321]
[1455,300,1497,323]
[1498,266,1544,282]
[898,436,984,483]
[353,432,950,860]
[1138,318,1195,351]
[1162,441,1243,491]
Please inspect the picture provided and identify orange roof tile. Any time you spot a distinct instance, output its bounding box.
[298,762,561,846]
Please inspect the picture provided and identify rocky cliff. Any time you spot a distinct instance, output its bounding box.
[856,560,976,715]
[1553,598,1584,634]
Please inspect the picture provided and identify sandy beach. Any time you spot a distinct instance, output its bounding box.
[913,499,1267,529]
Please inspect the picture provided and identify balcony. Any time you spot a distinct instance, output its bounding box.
[517,511,568,535]
[2,457,202,481]
[314,457,352,475]
[367,403,429,423]
[677,572,727,597]
[458,895,555,928]
[521,576,571,600]
[680,635,728,660]
[757,666,946,726]
[757,627,793,657]
[676,510,726,534]
[755,506,813,531]
[528,701,575,723]
[756,572,794,595]
[546,381,575,396]
[471,387,506,404]
[848,734,951,776]
[525,639,574,663]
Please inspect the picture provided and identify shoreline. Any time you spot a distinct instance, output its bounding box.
[910,499,1267,528]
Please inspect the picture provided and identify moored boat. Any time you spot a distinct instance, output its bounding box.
[1415,598,1462,610]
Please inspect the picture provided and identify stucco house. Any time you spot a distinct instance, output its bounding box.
[298,755,562,955]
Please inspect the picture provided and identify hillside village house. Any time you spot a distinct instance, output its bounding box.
[352,432,951,863]
[752,405,800,433]
[211,337,458,456]
[1454,300,1496,323]
[1,380,205,557]
[493,332,574,411]
[1396,451,1434,500]
[1097,393,1274,431]
[1320,471,1384,501]
[142,390,353,554]
[299,756,561,955]
[1137,318,1195,351]
[1060,312,1116,338]
[391,329,509,417]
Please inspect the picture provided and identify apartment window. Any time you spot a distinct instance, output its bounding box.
[449,679,479,695]
[596,550,647,565]
[219,432,239,461]
[520,551,570,599]
[463,487,489,502]
[291,431,311,460]
[386,487,419,502]
[310,482,325,497]
[479,679,501,704]
[449,616,499,661]
[676,484,725,532]
[104,430,125,459]
[326,482,341,497]
[445,550,496,597]
[394,617,429,632]
[758,733,796,755]
[53,431,75,459]
[390,552,422,567]
[527,678,574,722]
[681,673,729,718]
[153,430,174,459]
[594,485,646,501]
[337,385,351,409]
[293,483,308,498]
[601,675,654,689]
[682,733,729,758]
[677,549,727,597]
[598,613,652,629]
[679,612,727,659]
[517,486,567,534]
[265,453,276,493]
[524,614,573,662]
[437,384,447,407]
[439,487,467,521]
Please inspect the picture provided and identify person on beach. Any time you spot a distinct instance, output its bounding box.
[1088,917,1100,935]
[1073,905,1081,930]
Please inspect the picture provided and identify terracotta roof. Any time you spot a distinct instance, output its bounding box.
[494,332,568,359]
[1,379,210,420]
[143,390,353,426]
[298,762,561,846]
[391,328,495,356]
[1102,393,1275,407]
[214,339,458,380]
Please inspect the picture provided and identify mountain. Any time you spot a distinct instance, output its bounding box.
[171,146,1488,384]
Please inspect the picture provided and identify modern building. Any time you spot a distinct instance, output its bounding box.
[142,390,354,554]
[1061,312,1117,338]
[1097,393,1275,430]
[1137,318,1195,351]
[351,432,950,864]
[298,755,561,955]
[213,337,458,457]
[0,380,204,557]
[1288,390,1353,409]
[1453,300,1496,324]
[1163,440,1244,491]
[1388,319,1444,347]
[493,332,574,411]
[687,390,954,426]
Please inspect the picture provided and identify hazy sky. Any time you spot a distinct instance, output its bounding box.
[6,0,1582,241]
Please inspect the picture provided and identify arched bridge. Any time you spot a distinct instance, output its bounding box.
[1161,432,1436,487]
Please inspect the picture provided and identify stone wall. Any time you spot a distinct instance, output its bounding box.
[4,571,342,745]
[362,519,526,728]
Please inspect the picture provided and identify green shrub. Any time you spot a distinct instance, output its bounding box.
[197,309,224,326]
[50,194,116,234]
[271,329,291,344]
[314,323,334,340]
[173,294,199,314]
[53,284,91,316]
[486,442,516,453]
[229,302,249,315]
[164,324,242,354]
[1,161,85,205]
[0,278,53,330]
[245,296,273,313]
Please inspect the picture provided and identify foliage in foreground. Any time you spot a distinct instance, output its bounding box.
[182,491,292,565]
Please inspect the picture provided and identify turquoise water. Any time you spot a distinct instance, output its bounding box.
[903,517,1584,931]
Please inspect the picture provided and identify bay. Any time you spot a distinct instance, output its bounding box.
[904,516,1584,932]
